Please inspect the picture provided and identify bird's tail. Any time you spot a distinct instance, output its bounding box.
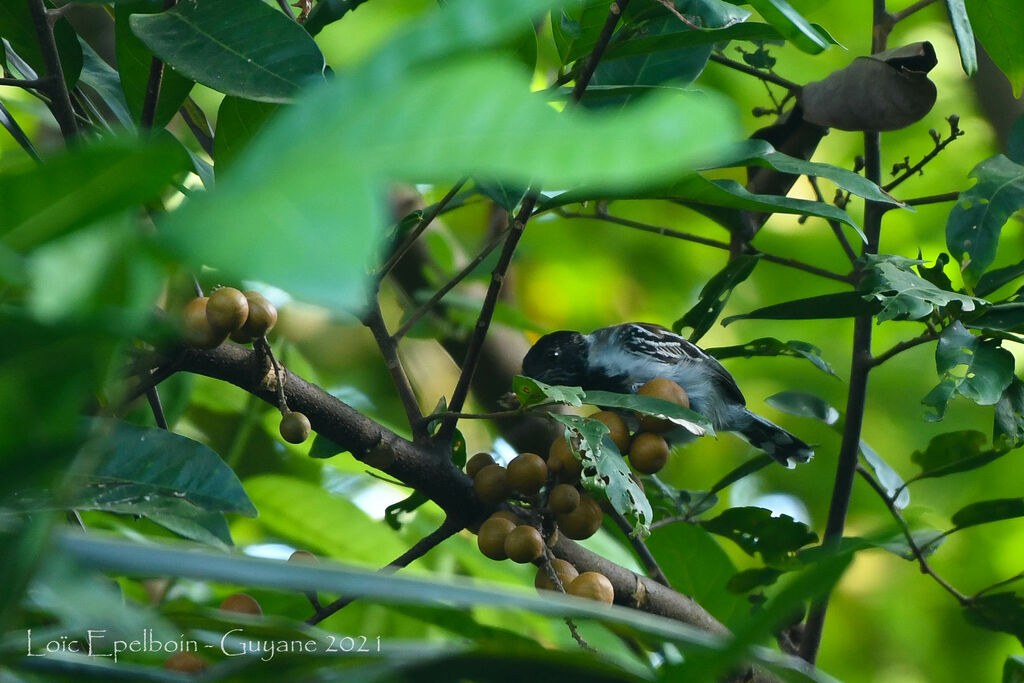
[737,410,814,468]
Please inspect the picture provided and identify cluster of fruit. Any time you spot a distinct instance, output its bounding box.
[179,288,312,445]
[469,378,691,605]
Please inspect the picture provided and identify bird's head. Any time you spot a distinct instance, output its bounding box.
[521,330,589,387]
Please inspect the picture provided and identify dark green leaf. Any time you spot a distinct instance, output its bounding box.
[604,21,837,60]
[700,506,817,564]
[765,391,840,424]
[475,179,528,212]
[863,254,986,322]
[646,477,719,518]
[72,418,257,517]
[952,498,1024,529]
[673,254,760,342]
[707,453,775,496]
[130,0,326,102]
[945,0,978,76]
[860,440,910,510]
[707,337,837,377]
[551,0,611,64]
[214,95,278,171]
[723,292,879,325]
[77,41,133,128]
[964,592,1024,645]
[746,0,831,54]
[97,498,233,547]
[384,492,430,531]
[308,433,346,459]
[1009,112,1024,164]
[115,0,195,127]
[916,251,953,292]
[946,155,1024,284]
[924,321,1015,419]
[966,302,1024,333]
[513,375,584,408]
[966,0,1024,97]
[910,430,1009,481]
[0,2,82,88]
[0,137,189,252]
[583,389,714,436]
[1006,654,1024,683]
[977,259,1024,298]
[552,414,652,535]
[727,567,783,593]
[995,376,1024,449]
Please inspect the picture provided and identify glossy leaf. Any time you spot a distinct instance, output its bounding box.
[966,0,1024,97]
[583,389,714,436]
[746,0,831,54]
[551,0,614,64]
[923,321,1014,420]
[214,95,278,171]
[945,0,978,76]
[513,375,585,408]
[707,337,837,377]
[952,498,1024,530]
[0,2,82,88]
[946,155,1024,284]
[130,0,326,102]
[723,291,879,325]
[552,414,653,535]
[964,592,1024,645]
[77,41,133,128]
[910,430,1010,481]
[604,20,837,60]
[976,259,1024,298]
[765,391,840,424]
[673,254,760,342]
[863,255,986,322]
[700,506,817,564]
[860,440,910,510]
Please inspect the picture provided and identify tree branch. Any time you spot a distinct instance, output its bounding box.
[806,175,858,266]
[607,507,672,588]
[903,191,960,207]
[362,301,425,437]
[377,179,467,280]
[27,0,78,139]
[882,118,964,193]
[571,0,630,102]
[709,52,802,92]
[869,329,938,367]
[891,0,938,23]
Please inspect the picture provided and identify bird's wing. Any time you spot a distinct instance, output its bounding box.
[620,323,747,406]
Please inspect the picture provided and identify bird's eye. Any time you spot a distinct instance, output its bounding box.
[551,349,561,360]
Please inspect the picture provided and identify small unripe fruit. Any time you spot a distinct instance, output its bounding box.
[477,516,516,560]
[237,290,277,338]
[591,410,630,453]
[220,592,262,616]
[279,411,311,444]
[568,571,615,604]
[507,452,548,495]
[181,297,227,349]
[636,378,690,433]
[206,286,249,333]
[473,464,510,504]
[548,483,581,515]
[288,550,318,564]
[555,494,603,540]
[535,558,580,592]
[504,525,544,563]
[163,651,207,673]
[629,432,671,474]
[466,452,496,478]
[548,436,581,481]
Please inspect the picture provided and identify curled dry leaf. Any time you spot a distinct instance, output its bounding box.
[800,42,937,132]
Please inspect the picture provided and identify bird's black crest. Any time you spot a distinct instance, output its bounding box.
[521,330,588,387]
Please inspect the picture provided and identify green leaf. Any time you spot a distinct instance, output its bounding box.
[995,376,1024,449]
[863,255,986,322]
[77,41,133,128]
[1005,654,1024,683]
[604,21,835,60]
[214,95,279,171]
[746,0,831,54]
[673,254,760,342]
[765,391,840,424]
[552,0,614,64]
[966,0,1024,97]
[475,179,529,212]
[976,259,1024,297]
[727,567,783,593]
[946,155,1024,284]
[924,321,1014,419]
[70,417,258,518]
[945,0,978,76]
[722,292,879,325]
[384,492,430,531]
[707,337,837,377]
[964,592,1024,645]
[910,430,1010,481]
[0,137,189,252]
[0,1,82,88]
[513,375,585,408]
[130,0,326,102]
[552,414,653,536]
[952,498,1024,530]
[1009,113,1024,165]
[700,506,817,564]
[308,433,346,459]
[860,440,910,510]
[869,527,945,560]
[583,389,714,436]
[115,0,195,128]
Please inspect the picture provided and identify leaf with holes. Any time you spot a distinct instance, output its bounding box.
[863,254,986,322]
[513,375,584,408]
[923,321,1014,419]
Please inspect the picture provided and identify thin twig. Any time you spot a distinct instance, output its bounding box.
[807,176,858,266]
[27,0,77,139]
[856,465,970,603]
[377,179,468,280]
[0,76,50,89]
[255,337,289,413]
[882,123,963,192]
[607,508,672,588]
[870,329,938,367]
[891,0,938,23]
[392,226,510,340]
[709,52,801,92]
[146,386,168,429]
[904,191,960,207]
[571,0,630,102]
[363,301,424,434]
[306,517,461,625]
[539,547,595,652]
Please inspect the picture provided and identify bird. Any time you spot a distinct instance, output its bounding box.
[521,322,813,468]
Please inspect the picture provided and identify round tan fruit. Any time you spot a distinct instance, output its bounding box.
[206,286,249,333]
[477,516,517,560]
[279,411,311,444]
[507,452,548,495]
[567,571,615,604]
[288,550,318,564]
[504,525,544,563]
[535,558,580,592]
[548,483,581,515]
[555,494,603,540]
[238,290,277,338]
[163,652,207,673]
[591,410,630,453]
[181,297,227,349]
[219,592,262,616]
[473,464,511,504]
[548,436,581,481]
[636,378,690,433]
[489,509,521,525]
[629,432,671,474]
[466,452,495,478]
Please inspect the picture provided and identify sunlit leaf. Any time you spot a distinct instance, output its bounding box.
[965,0,1024,97]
